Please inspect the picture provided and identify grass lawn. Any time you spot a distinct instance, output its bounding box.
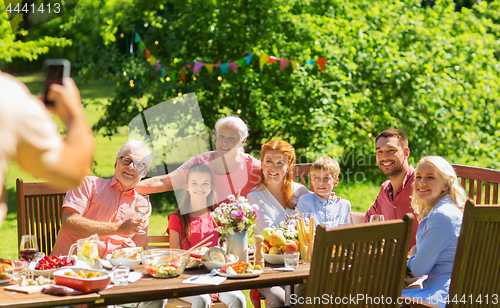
[0,73,380,307]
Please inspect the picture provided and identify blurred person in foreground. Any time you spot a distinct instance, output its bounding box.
[0,71,93,227]
[365,129,418,248]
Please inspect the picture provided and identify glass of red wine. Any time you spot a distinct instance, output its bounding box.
[19,235,39,262]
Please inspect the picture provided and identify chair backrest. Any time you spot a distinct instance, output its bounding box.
[294,163,312,188]
[452,164,500,204]
[305,215,413,308]
[446,200,500,308]
[16,178,67,256]
[146,235,170,249]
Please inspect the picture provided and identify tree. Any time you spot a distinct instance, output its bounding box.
[78,0,500,169]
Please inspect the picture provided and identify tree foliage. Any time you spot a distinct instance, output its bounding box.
[37,0,500,168]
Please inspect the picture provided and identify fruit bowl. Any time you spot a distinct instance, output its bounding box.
[30,255,90,278]
[53,268,110,293]
[142,249,189,278]
[263,253,286,265]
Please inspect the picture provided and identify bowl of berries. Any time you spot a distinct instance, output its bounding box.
[30,255,87,278]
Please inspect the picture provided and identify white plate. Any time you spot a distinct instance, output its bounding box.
[263,253,285,265]
[201,256,239,271]
[0,278,11,285]
[215,269,262,279]
[105,255,141,270]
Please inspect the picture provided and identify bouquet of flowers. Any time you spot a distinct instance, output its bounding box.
[211,193,259,239]
[276,214,300,241]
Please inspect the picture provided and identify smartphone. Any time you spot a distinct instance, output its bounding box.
[43,59,71,106]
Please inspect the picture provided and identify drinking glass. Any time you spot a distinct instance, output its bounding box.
[369,214,385,223]
[284,252,300,270]
[135,194,151,234]
[113,266,130,286]
[11,260,26,281]
[19,235,39,262]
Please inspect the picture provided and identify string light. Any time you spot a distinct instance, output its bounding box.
[193,77,197,81]
[178,92,182,96]
[237,109,241,114]
[155,41,159,45]
[217,76,222,81]
[166,77,170,81]
[129,80,134,87]
[368,133,372,138]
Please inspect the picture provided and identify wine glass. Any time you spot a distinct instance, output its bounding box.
[19,235,39,262]
[369,214,385,223]
[134,194,151,234]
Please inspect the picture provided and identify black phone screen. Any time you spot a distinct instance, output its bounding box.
[44,65,64,106]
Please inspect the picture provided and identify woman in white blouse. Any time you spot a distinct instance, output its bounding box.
[247,140,310,307]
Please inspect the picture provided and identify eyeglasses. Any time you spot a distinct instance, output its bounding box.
[119,157,147,172]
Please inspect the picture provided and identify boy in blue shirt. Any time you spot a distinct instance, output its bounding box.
[297,156,351,228]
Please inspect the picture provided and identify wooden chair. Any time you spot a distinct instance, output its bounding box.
[16,178,67,256]
[402,200,500,308]
[452,164,500,205]
[294,163,312,188]
[304,214,414,308]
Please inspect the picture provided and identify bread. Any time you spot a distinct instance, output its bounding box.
[209,251,225,263]
[111,247,142,260]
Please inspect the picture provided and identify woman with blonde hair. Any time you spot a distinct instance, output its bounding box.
[248,140,310,307]
[402,156,466,307]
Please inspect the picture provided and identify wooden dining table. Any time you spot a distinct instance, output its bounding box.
[0,262,310,307]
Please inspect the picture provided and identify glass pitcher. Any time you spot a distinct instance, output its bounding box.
[68,235,99,267]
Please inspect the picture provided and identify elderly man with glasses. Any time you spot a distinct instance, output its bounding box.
[51,139,153,258]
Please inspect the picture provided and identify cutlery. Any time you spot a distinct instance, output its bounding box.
[189,269,217,281]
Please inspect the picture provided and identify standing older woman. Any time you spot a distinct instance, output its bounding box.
[136,116,261,205]
[247,140,310,307]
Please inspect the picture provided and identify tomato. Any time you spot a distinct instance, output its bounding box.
[147,266,158,275]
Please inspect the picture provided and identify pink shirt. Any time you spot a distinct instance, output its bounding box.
[365,166,418,248]
[167,212,219,250]
[177,151,261,204]
[51,176,151,258]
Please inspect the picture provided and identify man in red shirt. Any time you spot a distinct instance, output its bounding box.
[365,129,418,248]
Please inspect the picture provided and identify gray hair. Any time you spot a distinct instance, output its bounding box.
[116,139,153,170]
[215,116,249,152]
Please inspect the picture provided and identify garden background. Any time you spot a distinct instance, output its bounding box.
[1,0,499,297]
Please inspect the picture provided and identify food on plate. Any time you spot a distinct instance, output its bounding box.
[0,272,8,280]
[220,261,255,274]
[111,247,142,260]
[64,269,103,279]
[35,255,75,270]
[146,262,184,278]
[187,247,208,268]
[0,258,12,271]
[143,249,189,278]
[201,246,237,263]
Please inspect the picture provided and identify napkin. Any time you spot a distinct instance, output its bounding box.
[182,275,227,285]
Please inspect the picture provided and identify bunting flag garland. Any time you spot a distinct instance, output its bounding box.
[219,63,230,75]
[193,61,205,74]
[280,59,290,71]
[229,61,238,73]
[205,63,214,73]
[236,58,246,68]
[131,30,328,85]
[245,54,253,65]
[267,56,278,63]
[259,52,270,68]
[316,57,326,71]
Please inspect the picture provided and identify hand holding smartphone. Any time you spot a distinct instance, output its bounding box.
[43,59,71,107]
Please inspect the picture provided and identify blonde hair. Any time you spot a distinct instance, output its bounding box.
[310,156,340,180]
[411,156,467,221]
[258,140,297,210]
